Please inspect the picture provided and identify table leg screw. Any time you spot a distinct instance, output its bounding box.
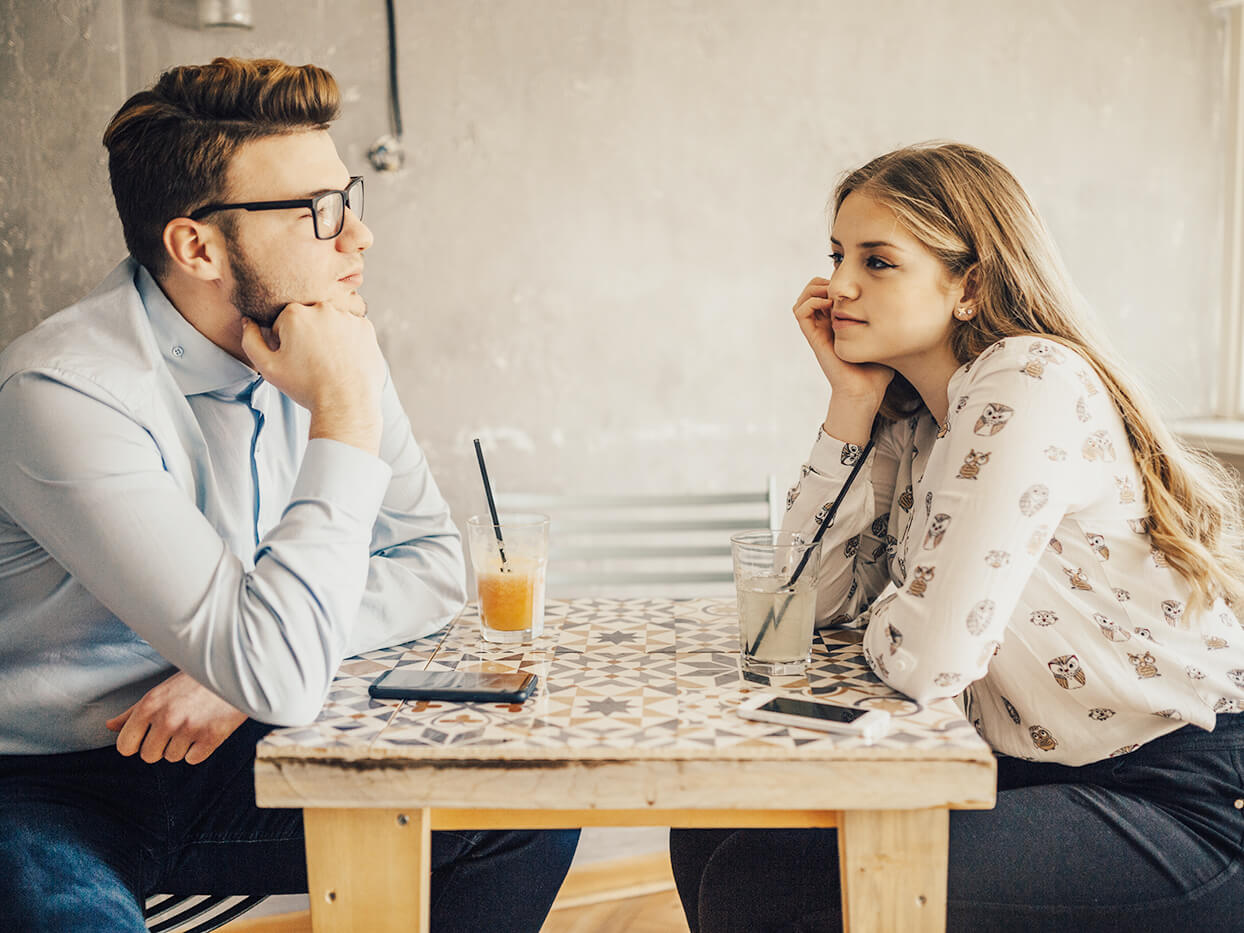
[326,890,337,903]
[397,813,409,826]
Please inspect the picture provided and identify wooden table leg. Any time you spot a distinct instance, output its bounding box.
[838,808,949,933]
[304,807,432,932]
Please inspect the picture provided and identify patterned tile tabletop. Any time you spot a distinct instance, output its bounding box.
[257,597,992,764]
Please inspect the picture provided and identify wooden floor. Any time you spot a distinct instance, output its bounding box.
[224,851,690,932]
[541,888,689,933]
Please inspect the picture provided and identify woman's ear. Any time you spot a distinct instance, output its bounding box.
[162,218,225,283]
[951,263,981,321]
[958,263,981,305]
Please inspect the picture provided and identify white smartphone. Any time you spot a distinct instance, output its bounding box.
[737,693,891,742]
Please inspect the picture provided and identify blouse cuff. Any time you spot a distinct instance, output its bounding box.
[806,425,870,477]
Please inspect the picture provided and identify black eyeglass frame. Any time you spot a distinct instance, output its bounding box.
[188,176,364,240]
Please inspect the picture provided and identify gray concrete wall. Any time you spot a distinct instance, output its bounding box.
[1,0,1233,534]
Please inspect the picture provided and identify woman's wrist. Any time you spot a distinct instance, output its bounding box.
[823,394,880,447]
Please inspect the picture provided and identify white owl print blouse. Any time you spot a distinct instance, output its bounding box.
[783,337,1244,766]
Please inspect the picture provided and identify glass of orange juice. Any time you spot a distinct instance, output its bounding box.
[466,514,549,643]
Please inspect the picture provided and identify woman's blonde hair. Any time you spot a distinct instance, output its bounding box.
[834,142,1244,609]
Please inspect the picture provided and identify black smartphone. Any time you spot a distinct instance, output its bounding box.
[368,669,538,702]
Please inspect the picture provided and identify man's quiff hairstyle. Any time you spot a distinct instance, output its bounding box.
[102,57,340,276]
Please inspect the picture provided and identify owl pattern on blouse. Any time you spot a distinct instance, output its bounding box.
[1082,430,1117,462]
[1086,533,1110,561]
[1064,567,1093,591]
[1030,609,1059,627]
[1019,485,1049,517]
[1129,652,1161,679]
[1021,341,1063,379]
[1094,613,1130,642]
[898,485,914,511]
[974,403,1015,436]
[923,514,952,550]
[795,337,1244,764]
[1115,477,1136,504]
[908,567,934,597]
[1162,600,1185,626]
[956,450,991,480]
[984,550,1010,568]
[1001,696,1021,724]
[1048,654,1087,689]
[966,600,996,636]
[1030,726,1058,752]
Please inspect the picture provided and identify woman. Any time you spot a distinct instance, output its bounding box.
[671,143,1244,931]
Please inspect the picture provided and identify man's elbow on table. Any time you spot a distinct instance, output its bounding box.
[215,632,341,728]
[232,677,333,728]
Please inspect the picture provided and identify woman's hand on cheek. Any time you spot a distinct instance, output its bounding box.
[792,278,894,404]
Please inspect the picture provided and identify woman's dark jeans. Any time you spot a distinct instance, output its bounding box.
[0,719,580,932]
[671,713,1244,932]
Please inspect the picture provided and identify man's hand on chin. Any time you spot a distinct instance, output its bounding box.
[105,670,248,765]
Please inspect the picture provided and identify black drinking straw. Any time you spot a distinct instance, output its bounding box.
[473,438,509,571]
[746,438,875,656]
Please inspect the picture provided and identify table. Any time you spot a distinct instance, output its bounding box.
[255,597,996,932]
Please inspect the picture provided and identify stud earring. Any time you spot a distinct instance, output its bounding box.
[956,307,974,320]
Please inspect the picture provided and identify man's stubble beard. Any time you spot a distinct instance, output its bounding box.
[226,244,286,328]
[225,243,368,325]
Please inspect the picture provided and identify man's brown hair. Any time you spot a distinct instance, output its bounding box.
[102,57,340,276]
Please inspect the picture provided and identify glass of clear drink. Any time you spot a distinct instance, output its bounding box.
[466,514,549,644]
[730,531,820,678]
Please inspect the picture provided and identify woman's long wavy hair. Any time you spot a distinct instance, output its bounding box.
[834,142,1244,610]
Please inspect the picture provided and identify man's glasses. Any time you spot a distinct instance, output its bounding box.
[189,176,365,240]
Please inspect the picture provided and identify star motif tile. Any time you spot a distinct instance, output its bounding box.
[259,597,990,761]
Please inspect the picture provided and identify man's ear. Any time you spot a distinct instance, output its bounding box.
[162,218,225,282]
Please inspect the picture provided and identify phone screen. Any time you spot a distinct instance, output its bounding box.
[377,671,529,692]
[759,697,868,723]
[369,669,537,701]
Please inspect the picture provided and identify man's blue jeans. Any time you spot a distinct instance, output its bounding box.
[0,719,580,932]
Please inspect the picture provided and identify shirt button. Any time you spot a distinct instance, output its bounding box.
[171,345,184,357]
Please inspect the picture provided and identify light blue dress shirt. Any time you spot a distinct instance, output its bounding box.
[0,260,466,753]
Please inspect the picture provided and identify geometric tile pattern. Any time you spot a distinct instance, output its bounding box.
[258,598,988,763]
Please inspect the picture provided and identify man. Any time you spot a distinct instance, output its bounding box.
[0,57,578,932]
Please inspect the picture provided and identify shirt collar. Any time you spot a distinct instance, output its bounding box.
[135,264,258,397]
